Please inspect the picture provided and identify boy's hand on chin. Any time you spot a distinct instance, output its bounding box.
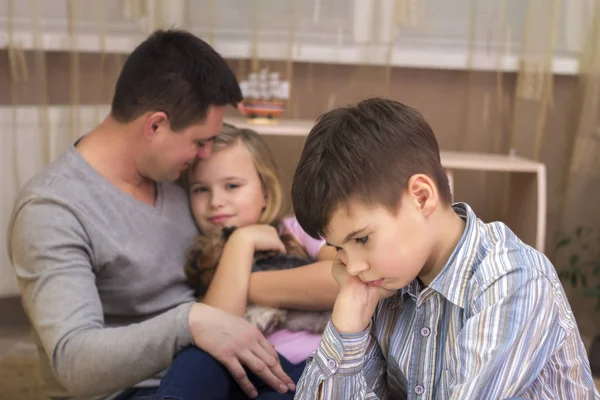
[330,256,395,334]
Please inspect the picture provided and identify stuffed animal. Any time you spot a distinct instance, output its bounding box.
[185,226,331,334]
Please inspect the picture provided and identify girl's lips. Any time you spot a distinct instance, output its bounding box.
[367,279,385,287]
[209,215,231,224]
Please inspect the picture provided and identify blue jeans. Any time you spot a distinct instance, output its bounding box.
[126,346,306,400]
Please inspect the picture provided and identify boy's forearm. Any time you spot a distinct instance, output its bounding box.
[331,290,379,333]
[248,261,338,310]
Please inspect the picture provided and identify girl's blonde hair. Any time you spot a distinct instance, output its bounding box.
[185,123,308,296]
[203,123,283,224]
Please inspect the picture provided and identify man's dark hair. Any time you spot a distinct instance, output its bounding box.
[292,97,452,239]
[111,29,242,131]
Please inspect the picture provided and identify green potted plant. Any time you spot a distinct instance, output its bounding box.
[555,227,600,376]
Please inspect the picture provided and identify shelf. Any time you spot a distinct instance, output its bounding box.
[225,117,316,137]
[440,151,545,173]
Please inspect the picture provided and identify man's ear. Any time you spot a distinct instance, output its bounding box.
[406,174,438,218]
[143,112,169,140]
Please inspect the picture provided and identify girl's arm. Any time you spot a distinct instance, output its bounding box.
[249,217,339,310]
[248,260,339,310]
[317,245,337,261]
[201,232,254,317]
[202,225,286,317]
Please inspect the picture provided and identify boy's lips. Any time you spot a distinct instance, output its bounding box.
[366,279,385,287]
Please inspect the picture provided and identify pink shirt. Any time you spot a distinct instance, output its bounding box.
[266,217,326,364]
[278,216,325,259]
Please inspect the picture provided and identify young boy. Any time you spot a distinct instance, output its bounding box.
[290,98,599,399]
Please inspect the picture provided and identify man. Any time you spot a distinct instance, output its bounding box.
[7,29,295,400]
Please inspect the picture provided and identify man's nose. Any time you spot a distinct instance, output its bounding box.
[197,142,213,159]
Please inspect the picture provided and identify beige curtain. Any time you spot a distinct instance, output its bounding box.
[561,1,600,228]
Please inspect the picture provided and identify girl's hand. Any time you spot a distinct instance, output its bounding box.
[231,225,287,254]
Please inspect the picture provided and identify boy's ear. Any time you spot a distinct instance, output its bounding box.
[407,174,437,217]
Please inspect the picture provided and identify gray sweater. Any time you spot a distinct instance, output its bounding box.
[7,145,199,399]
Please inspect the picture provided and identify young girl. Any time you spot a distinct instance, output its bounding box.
[139,124,336,400]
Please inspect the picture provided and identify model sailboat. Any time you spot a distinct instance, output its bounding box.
[238,68,290,119]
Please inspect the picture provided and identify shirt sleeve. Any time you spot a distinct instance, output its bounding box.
[8,199,195,398]
[294,320,391,399]
[279,216,325,260]
[447,267,573,399]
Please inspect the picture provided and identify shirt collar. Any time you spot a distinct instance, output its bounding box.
[392,202,480,309]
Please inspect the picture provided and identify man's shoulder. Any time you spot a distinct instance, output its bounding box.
[15,148,83,207]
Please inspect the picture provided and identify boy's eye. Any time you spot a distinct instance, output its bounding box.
[192,187,208,193]
[355,235,369,245]
[327,243,343,253]
[225,183,240,190]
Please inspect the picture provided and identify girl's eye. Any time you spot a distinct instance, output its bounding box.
[226,183,240,190]
[355,236,369,245]
[192,187,208,194]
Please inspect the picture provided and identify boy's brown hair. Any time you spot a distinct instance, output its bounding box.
[291,97,451,239]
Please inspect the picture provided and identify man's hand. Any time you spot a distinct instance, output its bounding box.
[189,303,295,398]
[330,256,395,333]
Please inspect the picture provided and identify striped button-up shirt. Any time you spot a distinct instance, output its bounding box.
[295,203,599,399]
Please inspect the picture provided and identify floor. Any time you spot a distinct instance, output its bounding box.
[0,297,45,400]
[0,296,35,358]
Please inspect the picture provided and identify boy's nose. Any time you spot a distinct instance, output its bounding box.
[345,259,369,277]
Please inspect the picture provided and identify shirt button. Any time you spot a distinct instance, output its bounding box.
[414,384,425,395]
[420,327,431,337]
[327,358,337,370]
